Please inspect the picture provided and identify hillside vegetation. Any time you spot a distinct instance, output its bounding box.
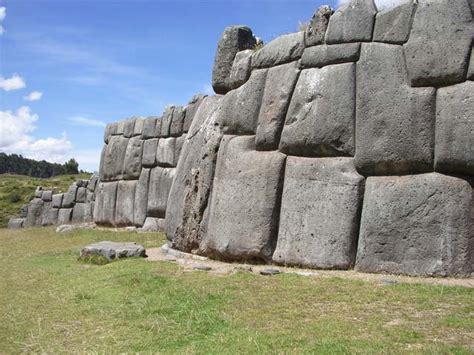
[0,153,82,178]
[0,173,92,228]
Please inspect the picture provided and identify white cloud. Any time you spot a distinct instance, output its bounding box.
[0,106,73,163]
[24,91,43,101]
[337,0,411,11]
[0,74,26,91]
[69,116,106,127]
[0,7,5,35]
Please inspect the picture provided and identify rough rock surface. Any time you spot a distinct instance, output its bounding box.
[252,32,304,69]
[147,167,175,218]
[273,157,364,269]
[229,49,253,89]
[170,106,185,137]
[104,122,117,143]
[404,0,473,87]
[142,217,165,232]
[160,107,174,137]
[325,0,377,44]
[435,81,474,175]
[72,203,87,224]
[122,136,143,180]
[202,136,286,262]
[75,187,87,203]
[279,63,355,157]
[256,61,300,150]
[101,135,128,181]
[41,202,53,226]
[183,94,206,132]
[133,168,150,226]
[57,208,72,225]
[62,185,78,208]
[115,181,137,226]
[212,25,256,95]
[300,43,360,68]
[355,43,435,175]
[373,1,415,44]
[41,190,53,202]
[356,173,473,277]
[142,138,158,167]
[157,138,177,167]
[468,50,474,80]
[96,182,118,225]
[141,117,159,139]
[24,198,44,227]
[123,118,136,138]
[305,5,334,47]
[80,241,146,261]
[8,218,24,229]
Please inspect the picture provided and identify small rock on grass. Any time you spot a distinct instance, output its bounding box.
[193,265,212,271]
[260,268,281,276]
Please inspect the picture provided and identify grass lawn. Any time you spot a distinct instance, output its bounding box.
[1,227,473,354]
[0,173,92,228]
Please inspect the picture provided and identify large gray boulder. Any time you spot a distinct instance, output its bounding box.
[20,205,28,218]
[133,168,150,226]
[115,181,136,226]
[219,69,267,135]
[75,187,87,203]
[300,43,360,68]
[325,0,377,44]
[122,136,143,180]
[133,117,145,136]
[142,217,165,232]
[305,5,334,47]
[94,181,118,225]
[160,107,174,137]
[229,49,253,90]
[251,32,304,69]
[80,241,146,261]
[141,117,159,139]
[356,173,473,277]
[165,96,224,253]
[116,120,125,135]
[468,50,474,80]
[156,138,177,167]
[142,138,158,167]
[170,106,185,137]
[273,157,364,269]
[147,167,175,218]
[41,190,53,202]
[72,203,87,224]
[104,122,118,143]
[373,1,416,44]
[123,118,136,138]
[435,81,474,175]
[62,185,77,208]
[101,135,128,181]
[212,25,256,95]
[8,218,24,229]
[355,43,435,176]
[41,202,52,226]
[48,208,59,226]
[57,208,72,225]
[201,135,286,262]
[404,0,473,87]
[183,94,206,132]
[255,61,300,150]
[88,175,99,192]
[279,63,355,157]
[51,193,63,208]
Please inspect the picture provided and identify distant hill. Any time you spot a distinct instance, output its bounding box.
[0,153,87,178]
[0,173,92,228]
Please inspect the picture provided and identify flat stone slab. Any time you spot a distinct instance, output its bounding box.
[300,43,360,69]
[80,241,146,261]
[251,32,304,69]
[260,268,281,276]
[8,218,24,229]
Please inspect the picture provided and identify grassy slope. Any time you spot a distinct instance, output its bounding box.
[0,173,91,228]
[1,227,472,354]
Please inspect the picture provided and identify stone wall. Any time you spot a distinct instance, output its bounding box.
[9,0,473,277]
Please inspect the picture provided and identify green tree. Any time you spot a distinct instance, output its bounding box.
[64,158,79,174]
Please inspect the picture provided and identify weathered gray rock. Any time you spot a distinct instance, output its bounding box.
[160,107,174,137]
[51,193,63,208]
[62,185,78,208]
[80,241,146,261]
[48,208,59,226]
[229,49,253,89]
[40,190,52,202]
[41,202,52,226]
[115,180,136,226]
[373,1,416,44]
[175,135,185,162]
[72,203,87,224]
[252,32,304,69]
[142,138,158,167]
[147,167,175,218]
[157,137,177,167]
[34,187,43,198]
[166,96,224,252]
[170,106,185,137]
[300,43,360,68]
[57,208,72,225]
[76,179,88,188]
[356,173,473,277]
[8,218,24,229]
[202,136,286,262]
[116,120,125,135]
[123,118,136,138]
[220,69,267,135]
[404,0,473,87]
[87,175,98,192]
[133,117,145,136]
[141,217,165,232]
[75,187,87,203]
[134,168,150,226]
[355,43,435,175]
[305,5,334,47]
[468,49,474,80]
[256,61,300,150]
[141,117,159,139]
[212,25,256,94]
[279,63,355,157]
[183,94,206,132]
[92,182,104,223]
[20,205,28,218]
[122,136,143,180]
[325,0,377,44]
[104,122,118,143]
[435,81,474,175]
[101,135,128,181]
[94,181,118,225]
[273,157,364,269]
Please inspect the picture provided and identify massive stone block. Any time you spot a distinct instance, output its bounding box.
[62,184,78,208]
[93,182,104,223]
[305,5,334,47]
[229,49,253,90]
[123,118,136,138]
[72,203,87,224]
[94,181,118,225]
[201,136,286,262]
[75,187,87,203]
[141,117,159,139]
[212,25,256,94]
[104,122,118,143]
[325,0,377,44]
[251,32,304,69]
[57,208,72,225]
[133,117,145,136]
[435,81,474,175]
[373,1,416,44]
[356,173,473,277]
[142,217,165,232]
[160,107,174,137]
[219,69,267,135]
[273,157,364,269]
[170,106,185,137]
[41,202,52,226]
[116,120,125,135]
[147,167,175,218]
[134,168,150,226]
[300,43,360,68]
[52,193,63,208]
[183,94,206,132]
[101,135,129,181]
[157,137,177,167]
[355,43,435,175]
[165,96,224,252]
[279,63,355,157]
[256,61,300,150]
[404,0,473,87]
[468,49,474,80]
[8,218,24,229]
[115,180,136,226]
[41,190,53,202]
[88,175,98,192]
[142,138,158,167]
[122,136,143,180]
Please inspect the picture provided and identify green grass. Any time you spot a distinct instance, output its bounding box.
[0,173,91,228]
[1,227,473,353]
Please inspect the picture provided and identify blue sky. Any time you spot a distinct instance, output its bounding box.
[0,0,399,172]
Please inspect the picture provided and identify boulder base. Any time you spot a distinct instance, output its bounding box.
[80,241,146,261]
